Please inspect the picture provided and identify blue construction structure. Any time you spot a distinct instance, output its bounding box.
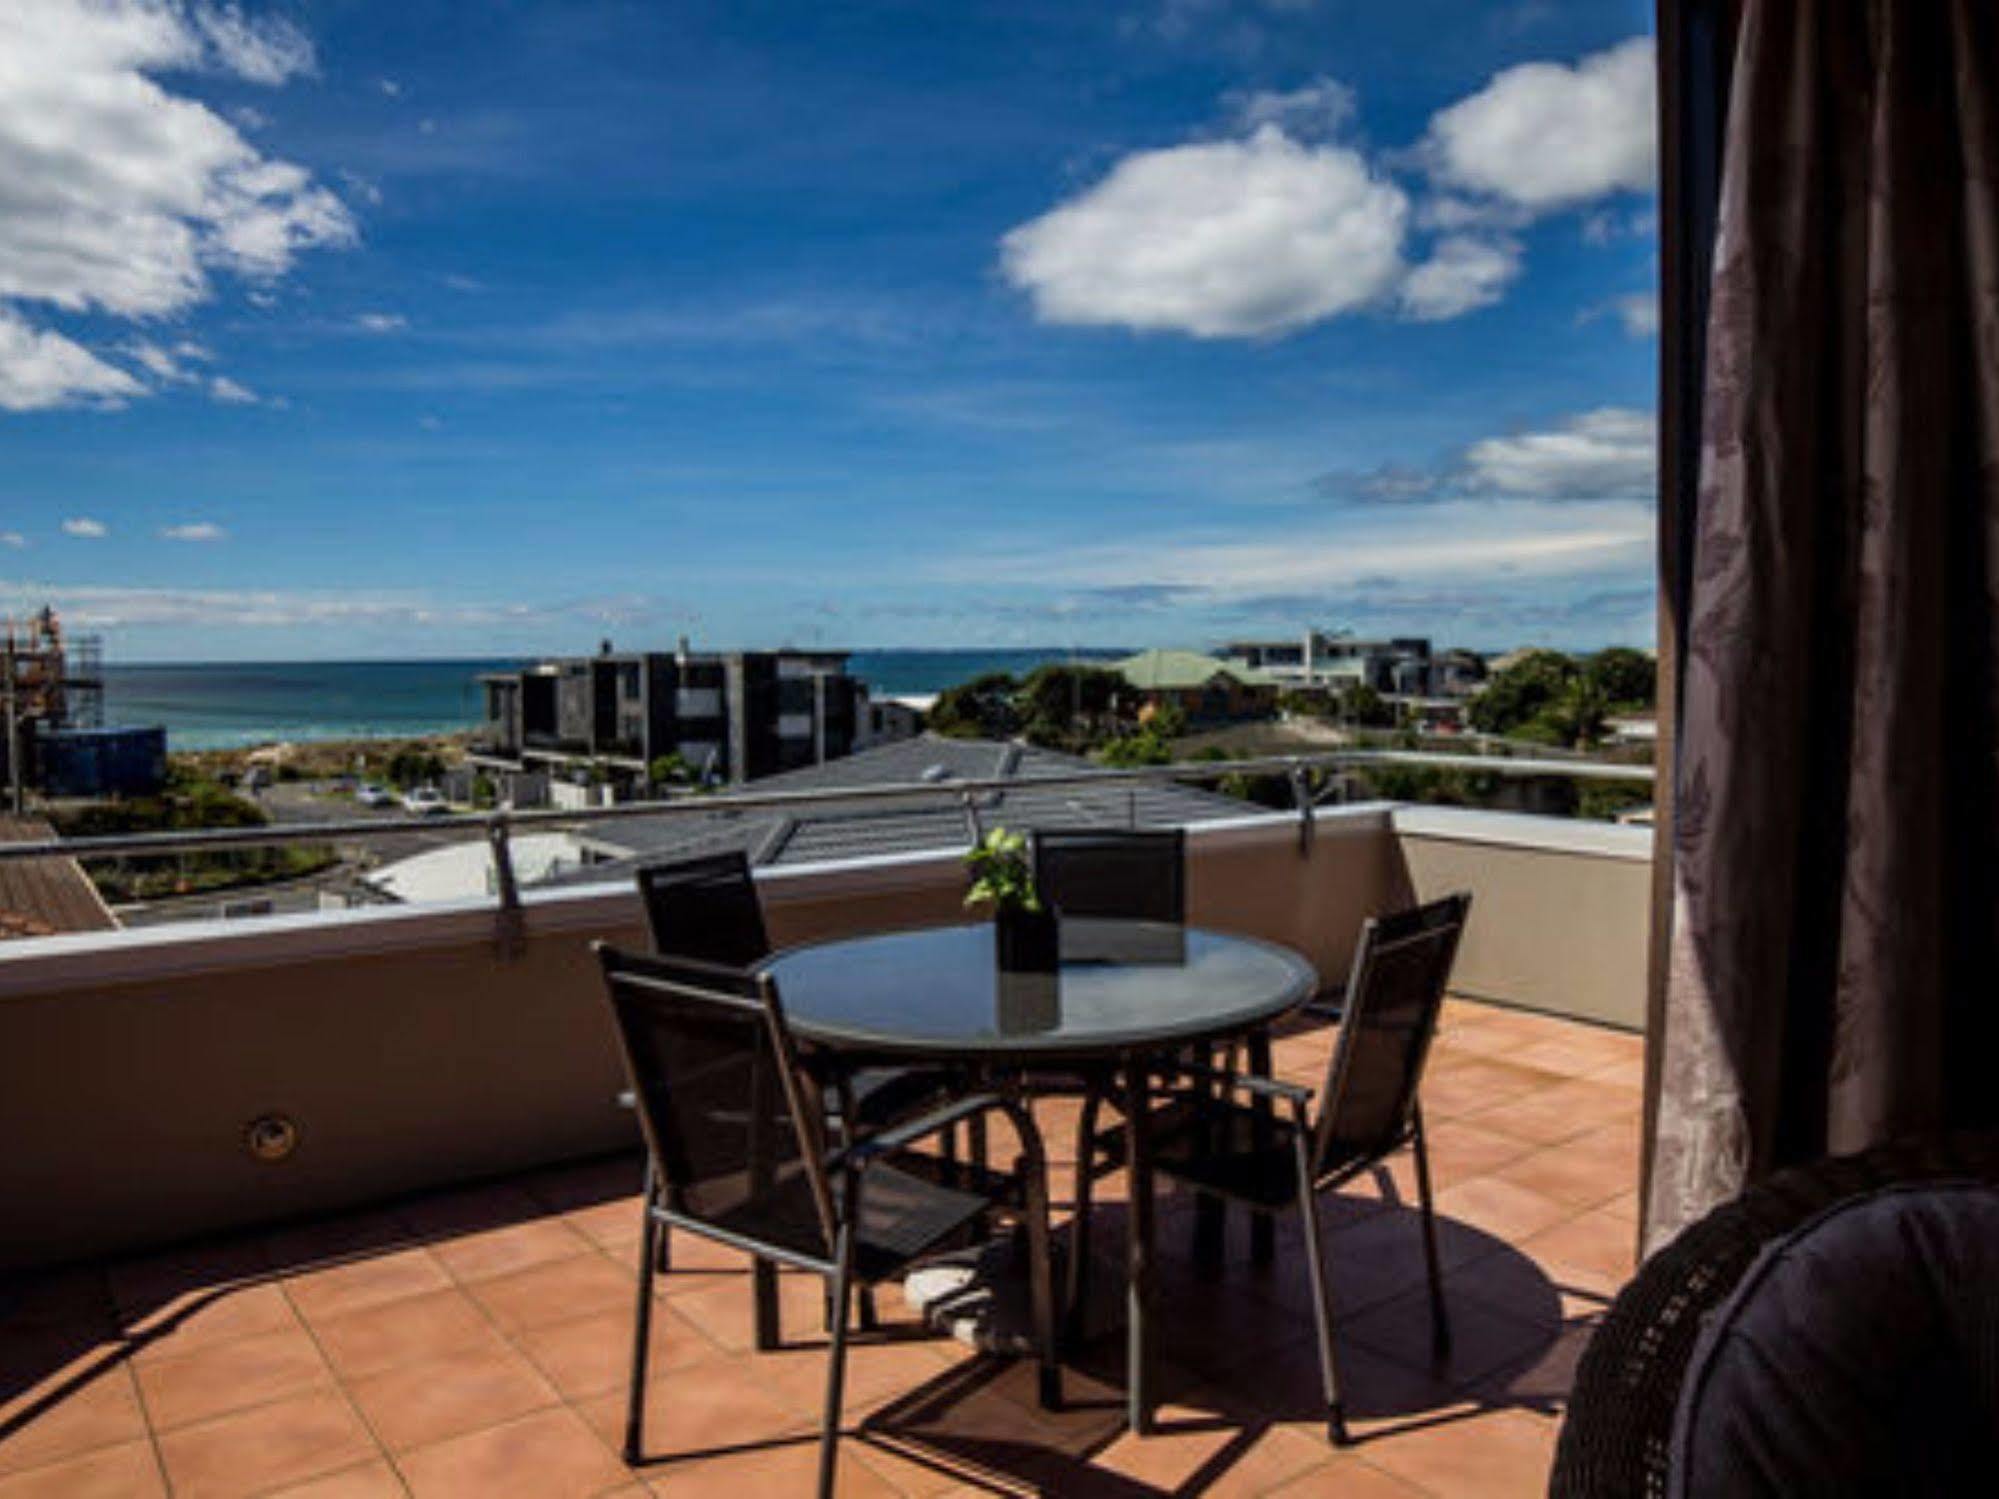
[35,726,168,798]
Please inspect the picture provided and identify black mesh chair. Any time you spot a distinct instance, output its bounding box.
[636,851,954,1133]
[1031,827,1186,926]
[596,943,1060,1497]
[1029,829,1188,1322]
[1095,891,1471,1445]
[631,851,962,1328]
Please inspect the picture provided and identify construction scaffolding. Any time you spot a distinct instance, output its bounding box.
[2,608,106,811]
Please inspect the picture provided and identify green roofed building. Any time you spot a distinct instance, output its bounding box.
[1111,649,1280,725]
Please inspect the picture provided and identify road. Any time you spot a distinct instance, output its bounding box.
[113,783,477,928]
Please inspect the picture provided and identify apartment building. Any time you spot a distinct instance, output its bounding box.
[1222,631,1440,696]
[473,641,864,790]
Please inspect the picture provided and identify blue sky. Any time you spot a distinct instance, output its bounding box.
[0,0,1657,662]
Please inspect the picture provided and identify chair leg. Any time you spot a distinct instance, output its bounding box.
[623,1198,660,1463]
[1294,1141,1347,1446]
[1411,1107,1451,1358]
[1017,1133,1063,1411]
[857,1286,880,1333]
[640,1156,671,1272]
[818,1237,856,1499]
[1064,1087,1101,1334]
[753,1258,782,1351]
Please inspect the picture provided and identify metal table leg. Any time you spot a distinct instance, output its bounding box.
[1124,1051,1155,1434]
[1248,1029,1276,1264]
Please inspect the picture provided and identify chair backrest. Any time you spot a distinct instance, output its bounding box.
[1031,828,1186,924]
[1311,892,1470,1174]
[635,850,771,966]
[594,942,836,1257]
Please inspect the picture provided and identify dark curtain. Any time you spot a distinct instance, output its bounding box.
[1646,0,1999,1249]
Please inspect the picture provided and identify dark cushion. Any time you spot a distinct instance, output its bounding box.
[1669,1182,1999,1497]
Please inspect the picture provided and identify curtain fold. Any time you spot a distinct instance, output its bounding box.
[1646,0,1999,1250]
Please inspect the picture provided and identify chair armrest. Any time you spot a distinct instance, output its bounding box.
[835,1092,1008,1170]
[1229,1073,1314,1107]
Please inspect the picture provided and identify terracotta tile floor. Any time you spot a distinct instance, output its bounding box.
[0,999,1641,1496]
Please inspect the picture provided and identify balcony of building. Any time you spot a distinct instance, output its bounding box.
[0,785,1649,1496]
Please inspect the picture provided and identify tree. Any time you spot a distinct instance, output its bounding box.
[1096,728,1173,767]
[1467,650,1578,736]
[928,672,1020,739]
[385,746,446,789]
[1582,646,1656,709]
[1547,678,1611,748]
[1017,665,1123,732]
[647,753,691,789]
[1336,681,1395,728]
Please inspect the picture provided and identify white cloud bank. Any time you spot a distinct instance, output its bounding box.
[1001,126,1407,339]
[0,310,147,411]
[62,517,109,538]
[0,0,355,411]
[1004,37,1656,339]
[1463,407,1654,499]
[1399,235,1523,321]
[1421,38,1656,210]
[161,521,226,541]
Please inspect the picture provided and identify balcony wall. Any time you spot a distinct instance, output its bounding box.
[0,802,1647,1271]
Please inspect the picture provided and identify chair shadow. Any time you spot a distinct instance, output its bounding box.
[853,1186,1608,1496]
[2,1145,1608,1498]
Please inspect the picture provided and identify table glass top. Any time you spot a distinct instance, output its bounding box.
[765,918,1318,1057]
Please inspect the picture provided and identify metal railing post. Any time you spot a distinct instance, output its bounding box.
[487,811,525,960]
[1290,760,1315,854]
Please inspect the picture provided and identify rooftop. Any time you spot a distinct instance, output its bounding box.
[0,997,1638,1497]
[0,816,117,941]
[573,736,1250,874]
[1112,650,1280,692]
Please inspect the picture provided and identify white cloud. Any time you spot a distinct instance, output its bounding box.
[62,517,109,538]
[0,0,354,410]
[208,374,258,404]
[161,521,226,541]
[125,340,189,383]
[1001,125,1407,339]
[378,77,403,98]
[0,532,25,549]
[1611,292,1658,337]
[939,496,1653,597]
[1399,235,1521,321]
[1421,37,1656,210]
[354,312,408,333]
[1463,407,1654,498]
[0,310,146,411]
[0,578,556,633]
[1224,77,1356,140]
[188,3,315,85]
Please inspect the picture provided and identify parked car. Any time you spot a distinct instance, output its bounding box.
[354,782,394,808]
[402,786,448,816]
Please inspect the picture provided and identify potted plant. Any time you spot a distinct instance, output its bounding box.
[965,827,1058,972]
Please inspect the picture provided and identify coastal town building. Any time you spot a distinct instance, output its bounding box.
[471,640,866,793]
[1111,649,1279,724]
[1218,633,1497,701]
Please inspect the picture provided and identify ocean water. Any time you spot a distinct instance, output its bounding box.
[102,649,1126,751]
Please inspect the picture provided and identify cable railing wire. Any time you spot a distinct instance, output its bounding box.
[0,748,1653,865]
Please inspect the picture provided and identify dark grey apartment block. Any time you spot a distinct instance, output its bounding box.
[473,643,864,790]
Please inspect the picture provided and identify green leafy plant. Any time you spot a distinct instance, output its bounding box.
[963,827,1042,914]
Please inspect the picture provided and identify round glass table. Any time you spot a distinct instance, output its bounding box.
[767,918,1318,1061]
[767,917,1320,1434]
